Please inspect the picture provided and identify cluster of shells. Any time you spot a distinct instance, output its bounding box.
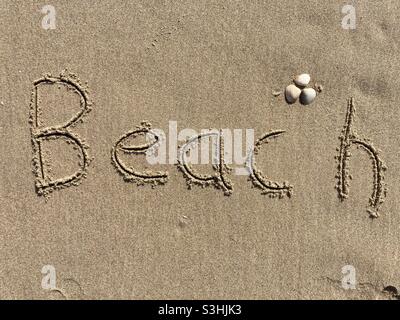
[284,74,321,105]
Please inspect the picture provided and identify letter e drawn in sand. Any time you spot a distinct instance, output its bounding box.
[177,130,233,195]
[111,122,169,186]
[29,71,92,197]
[336,98,387,218]
[247,131,293,198]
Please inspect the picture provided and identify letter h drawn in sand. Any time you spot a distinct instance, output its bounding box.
[336,98,387,218]
[29,72,92,196]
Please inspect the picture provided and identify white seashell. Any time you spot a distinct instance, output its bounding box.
[300,88,317,105]
[285,84,301,104]
[294,74,311,87]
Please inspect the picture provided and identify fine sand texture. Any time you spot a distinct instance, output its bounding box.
[1,0,400,299]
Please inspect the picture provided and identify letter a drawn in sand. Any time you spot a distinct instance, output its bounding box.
[177,131,233,195]
[336,98,387,218]
[29,71,92,196]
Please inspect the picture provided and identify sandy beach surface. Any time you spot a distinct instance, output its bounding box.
[1,0,400,299]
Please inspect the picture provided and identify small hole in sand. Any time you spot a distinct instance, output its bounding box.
[383,285,399,298]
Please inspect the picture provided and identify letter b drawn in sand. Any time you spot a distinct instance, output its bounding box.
[29,72,92,196]
[336,98,387,218]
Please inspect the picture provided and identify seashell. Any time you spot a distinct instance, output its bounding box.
[314,82,323,93]
[294,73,311,87]
[300,88,317,105]
[285,84,301,104]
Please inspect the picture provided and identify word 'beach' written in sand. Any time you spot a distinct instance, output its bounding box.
[29,72,386,218]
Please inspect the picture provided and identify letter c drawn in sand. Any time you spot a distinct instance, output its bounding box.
[247,130,293,199]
